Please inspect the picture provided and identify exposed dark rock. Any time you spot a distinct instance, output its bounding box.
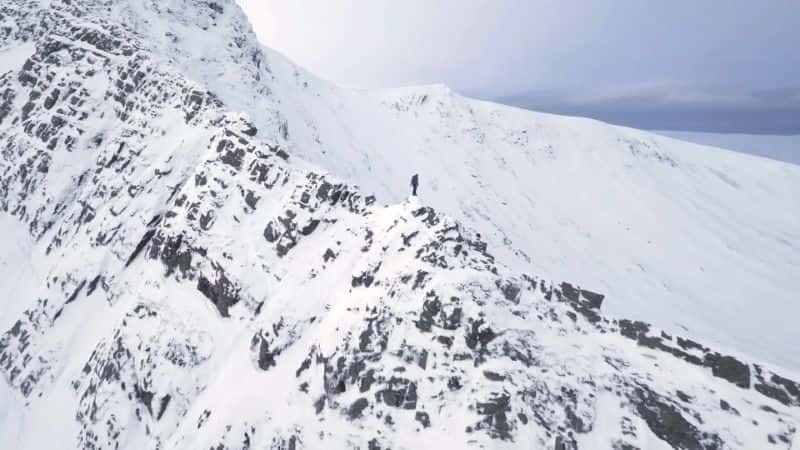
[244,190,259,209]
[263,222,280,243]
[43,88,59,109]
[86,275,102,296]
[580,289,605,309]
[314,396,325,414]
[347,397,369,419]
[220,147,245,170]
[465,319,497,351]
[241,124,257,136]
[415,296,440,332]
[475,394,512,440]
[252,332,278,370]
[618,320,705,366]
[375,377,417,410]
[359,369,376,393]
[677,337,707,353]
[358,314,388,353]
[560,282,580,302]
[415,411,431,428]
[483,371,505,382]
[704,353,750,388]
[156,394,171,420]
[556,283,605,323]
[497,279,520,303]
[412,270,429,290]
[630,386,722,450]
[197,271,240,317]
[437,335,453,348]
[412,207,440,227]
[300,219,319,236]
[351,272,375,288]
[442,305,463,331]
[401,231,419,247]
[148,233,194,277]
[133,384,155,417]
[554,435,578,450]
[759,404,778,414]
[126,229,155,267]
[199,210,215,230]
[618,319,649,341]
[65,279,87,304]
[296,357,311,377]
[753,364,800,406]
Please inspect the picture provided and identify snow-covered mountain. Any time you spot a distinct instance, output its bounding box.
[264,63,800,374]
[1,0,799,449]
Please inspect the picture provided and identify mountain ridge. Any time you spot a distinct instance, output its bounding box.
[263,59,800,371]
[1,0,799,448]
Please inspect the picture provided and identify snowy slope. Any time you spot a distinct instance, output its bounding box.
[260,53,800,373]
[115,0,800,370]
[1,0,799,449]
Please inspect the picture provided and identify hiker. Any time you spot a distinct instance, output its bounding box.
[410,173,419,196]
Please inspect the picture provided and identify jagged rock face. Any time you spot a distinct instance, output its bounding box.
[0,1,799,449]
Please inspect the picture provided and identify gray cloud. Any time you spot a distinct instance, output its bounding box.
[504,101,800,135]
[238,0,800,134]
[495,85,800,134]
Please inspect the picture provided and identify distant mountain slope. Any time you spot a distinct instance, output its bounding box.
[264,57,800,372]
[655,131,800,166]
[1,0,799,449]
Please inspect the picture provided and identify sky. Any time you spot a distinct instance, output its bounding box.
[237,0,800,134]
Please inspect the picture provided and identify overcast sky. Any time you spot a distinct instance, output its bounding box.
[238,1,800,134]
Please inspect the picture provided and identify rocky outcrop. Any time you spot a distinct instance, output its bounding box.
[0,1,797,449]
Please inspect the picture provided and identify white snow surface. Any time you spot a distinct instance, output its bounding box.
[89,0,800,371]
[0,42,35,74]
[1,0,799,449]
[259,54,800,372]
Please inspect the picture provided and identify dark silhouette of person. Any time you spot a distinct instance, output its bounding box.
[410,174,419,196]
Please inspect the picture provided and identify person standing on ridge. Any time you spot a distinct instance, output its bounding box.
[410,173,419,196]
